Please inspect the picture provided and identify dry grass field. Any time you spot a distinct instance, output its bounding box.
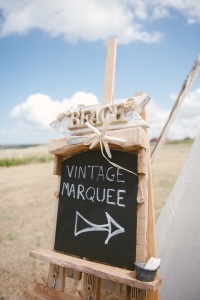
[0,141,193,299]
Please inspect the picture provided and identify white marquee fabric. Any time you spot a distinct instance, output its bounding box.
[156,130,200,300]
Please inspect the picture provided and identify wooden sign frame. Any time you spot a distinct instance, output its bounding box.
[26,38,161,300]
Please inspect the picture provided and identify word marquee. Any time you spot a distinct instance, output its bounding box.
[62,182,126,206]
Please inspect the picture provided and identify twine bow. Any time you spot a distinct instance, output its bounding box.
[84,114,126,159]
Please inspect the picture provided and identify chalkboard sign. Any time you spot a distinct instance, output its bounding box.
[54,150,138,270]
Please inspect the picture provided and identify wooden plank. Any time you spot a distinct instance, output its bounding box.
[103,38,117,103]
[136,173,148,263]
[82,37,114,299]
[48,176,66,292]
[26,282,80,300]
[136,104,148,300]
[51,176,61,250]
[138,105,160,300]
[30,249,161,291]
[49,127,147,156]
[53,155,63,176]
[51,175,82,287]
[138,149,147,175]
[146,151,160,300]
[47,264,66,292]
[49,95,149,137]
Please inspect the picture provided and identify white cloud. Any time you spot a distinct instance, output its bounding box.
[148,88,200,139]
[147,99,170,138]
[10,92,99,130]
[0,0,199,44]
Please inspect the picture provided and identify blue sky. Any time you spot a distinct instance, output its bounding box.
[0,0,200,144]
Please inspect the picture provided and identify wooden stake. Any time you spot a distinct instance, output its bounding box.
[139,104,160,300]
[103,38,117,103]
[83,37,116,300]
[146,151,160,300]
[53,155,63,175]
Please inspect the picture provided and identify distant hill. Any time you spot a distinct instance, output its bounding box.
[0,144,46,150]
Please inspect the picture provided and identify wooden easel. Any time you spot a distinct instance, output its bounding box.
[26,38,161,300]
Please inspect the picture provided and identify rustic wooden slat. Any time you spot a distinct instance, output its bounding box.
[46,174,66,293]
[30,249,161,291]
[53,155,63,176]
[136,174,148,263]
[47,263,66,292]
[138,149,147,175]
[138,104,160,300]
[49,127,147,156]
[26,282,80,300]
[82,274,102,300]
[146,151,160,300]
[103,37,117,103]
[51,176,61,250]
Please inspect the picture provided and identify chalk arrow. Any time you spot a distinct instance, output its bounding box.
[74,211,125,244]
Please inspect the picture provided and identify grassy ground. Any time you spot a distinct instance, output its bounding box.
[0,145,53,166]
[0,141,193,299]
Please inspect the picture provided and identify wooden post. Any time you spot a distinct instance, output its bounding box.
[82,37,117,300]
[103,37,117,103]
[146,153,160,300]
[138,102,160,300]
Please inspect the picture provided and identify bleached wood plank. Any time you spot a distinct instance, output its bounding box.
[47,176,66,292]
[146,151,160,300]
[136,173,148,263]
[138,148,147,175]
[82,274,101,300]
[53,155,63,176]
[30,249,161,291]
[103,38,117,103]
[26,282,80,300]
[49,127,147,156]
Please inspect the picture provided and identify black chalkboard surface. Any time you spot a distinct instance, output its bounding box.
[54,150,138,270]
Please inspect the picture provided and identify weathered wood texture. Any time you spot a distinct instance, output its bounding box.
[139,104,160,300]
[53,155,63,176]
[103,38,117,103]
[136,173,148,263]
[138,149,147,175]
[30,249,161,291]
[47,263,66,292]
[51,176,61,250]
[48,177,70,293]
[49,127,147,156]
[146,152,160,300]
[52,176,83,287]
[26,282,80,300]
[82,274,102,300]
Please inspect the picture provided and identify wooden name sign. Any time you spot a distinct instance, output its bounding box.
[50,95,150,136]
[54,149,138,270]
